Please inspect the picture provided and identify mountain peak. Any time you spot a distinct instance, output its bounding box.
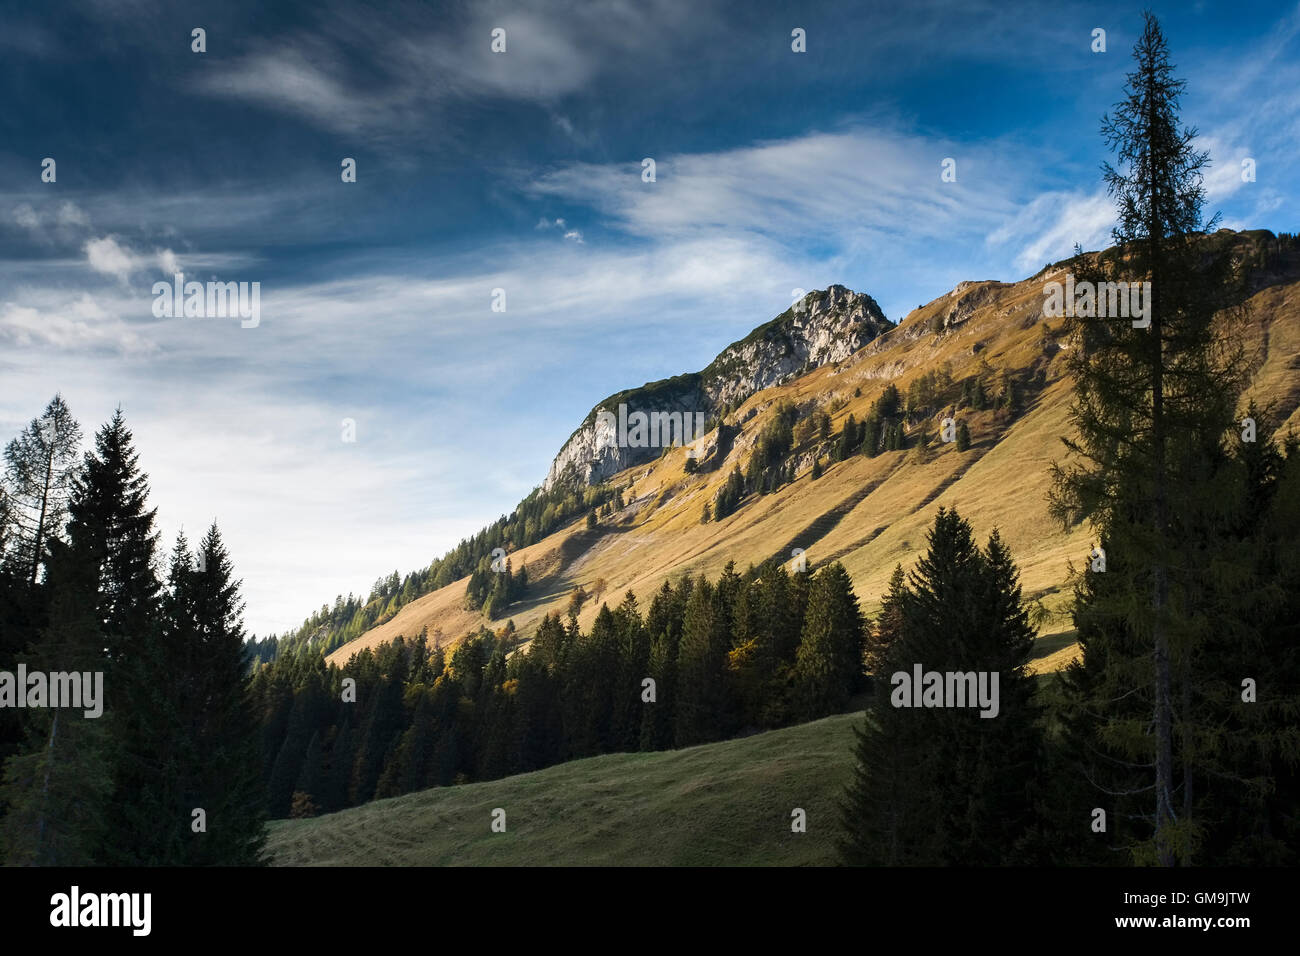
[542,286,893,491]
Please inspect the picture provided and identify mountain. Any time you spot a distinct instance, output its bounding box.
[320,229,1300,667]
[543,284,892,490]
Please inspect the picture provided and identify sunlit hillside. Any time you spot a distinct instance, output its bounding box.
[327,231,1300,671]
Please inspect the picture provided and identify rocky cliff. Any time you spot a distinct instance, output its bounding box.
[542,285,893,490]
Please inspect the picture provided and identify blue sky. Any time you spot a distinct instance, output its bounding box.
[2,0,1297,636]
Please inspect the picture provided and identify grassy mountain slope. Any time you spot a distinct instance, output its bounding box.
[267,711,859,866]
[326,231,1300,669]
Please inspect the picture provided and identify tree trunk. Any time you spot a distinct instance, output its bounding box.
[1147,74,1176,868]
[28,444,54,585]
[35,710,58,864]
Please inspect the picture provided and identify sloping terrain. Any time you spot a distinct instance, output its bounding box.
[327,231,1300,668]
[267,711,860,866]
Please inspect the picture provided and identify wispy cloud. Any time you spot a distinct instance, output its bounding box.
[527,128,1016,244]
[190,1,701,141]
[0,292,158,354]
[986,191,1115,274]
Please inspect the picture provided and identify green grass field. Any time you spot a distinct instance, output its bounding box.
[268,712,861,866]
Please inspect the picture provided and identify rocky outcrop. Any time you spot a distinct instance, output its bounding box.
[542,285,892,490]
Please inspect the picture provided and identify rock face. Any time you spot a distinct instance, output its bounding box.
[542,285,893,490]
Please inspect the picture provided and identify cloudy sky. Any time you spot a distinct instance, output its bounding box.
[2,0,1297,636]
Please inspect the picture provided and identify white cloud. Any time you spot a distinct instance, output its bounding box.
[196,47,379,136]
[12,204,39,230]
[189,1,702,140]
[81,236,185,283]
[0,293,157,354]
[157,248,181,275]
[56,201,88,228]
[8,200,90,245]
[986,191,1115,274]
[562,230,583,243]
[527,129,1015,246]
[84,235,137,281]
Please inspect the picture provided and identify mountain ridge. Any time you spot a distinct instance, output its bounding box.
[543,284,893,490]
[298,229,1300,668]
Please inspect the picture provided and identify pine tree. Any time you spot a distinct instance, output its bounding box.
[64,408,162,666]
[865,564,907,676]
[0,483,13,566]
[1049,12,1253,866]
[350,654,405,805]
[839,508,1041,865]
[674,577,727,746]
[293,731,324,812]
[610,592,649,752]
[183,524,267,863]
[955,421,971,451]
[565,604,618,756]
[110,526,267,863]
[861,417,879,458]
[639,582,682,750]
[324,717,356,811]
[510,653,562,772]
[53,410,165,862]
[837,414,858,461]
[793,563,867,719]
[2,394,82,584]
[0,538,112,865]
[725,580,765,729]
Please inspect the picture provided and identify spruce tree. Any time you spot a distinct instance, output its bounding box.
[610,592,649,752]
[1049,12,1252,866]
[55,410,164,863]
[793,562,867,719]
[955,421,971,451]
[65,408,162,665]
[839,508,1040,865]
[674,577,726,746]
[183,525,267,863]
[865,564,907,676]
[0,538,112,865]
[639,625,678,751]
[861,417,879,458]
[511,653,562,772]
[324,716,357,811]
[639,583,682,750]
[724,580,765,729]
[109,527,267,863]
[294,731,324,812]
[106,534,192,864]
